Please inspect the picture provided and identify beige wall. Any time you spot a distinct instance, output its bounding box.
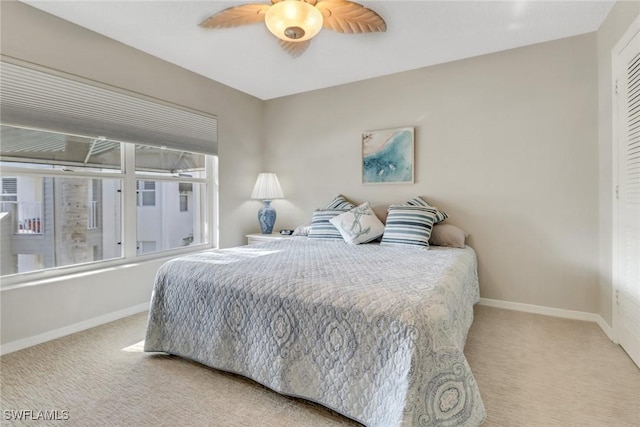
[0,1,261,347]
[596,1,640,326]
[264,34,600,314]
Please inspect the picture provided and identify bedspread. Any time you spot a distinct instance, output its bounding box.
[144,239,485,426]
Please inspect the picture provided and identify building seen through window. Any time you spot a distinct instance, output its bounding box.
[0,125,209,276]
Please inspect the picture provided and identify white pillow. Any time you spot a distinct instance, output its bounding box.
[292,224,311,236]
[329,202,385,245]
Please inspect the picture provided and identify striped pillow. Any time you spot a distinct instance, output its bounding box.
[308,209,348,240]
[324,194,356,210]
[380,205,438,248]
[404,197,448,223]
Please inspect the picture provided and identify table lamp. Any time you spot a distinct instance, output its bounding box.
[251,173,284,234]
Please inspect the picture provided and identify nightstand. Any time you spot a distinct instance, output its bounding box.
[246,233,293,245]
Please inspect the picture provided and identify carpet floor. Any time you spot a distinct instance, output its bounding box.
[1,305,638,426]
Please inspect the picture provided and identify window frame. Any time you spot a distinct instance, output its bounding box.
[0,137,217,289]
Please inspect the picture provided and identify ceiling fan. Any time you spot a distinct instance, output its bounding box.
[200,0,386,58]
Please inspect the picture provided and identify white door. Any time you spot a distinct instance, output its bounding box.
[614,21,640,369]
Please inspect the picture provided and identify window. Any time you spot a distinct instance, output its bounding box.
[0,127,124,274]
[1,178,17,202]
[3,176,43,235]
[1,178,19,228]
[136,181,156,207]
[179,182,192,212]
[179,193,189,212]
[0,125,213,281]
[0,59,217,284]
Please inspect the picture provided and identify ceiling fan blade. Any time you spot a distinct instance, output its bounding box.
[278,39,311,58]
[316,0,386,34]
[200,4,270,28]
[273,0,318,3]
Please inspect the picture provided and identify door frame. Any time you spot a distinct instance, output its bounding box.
[611,14,640,345]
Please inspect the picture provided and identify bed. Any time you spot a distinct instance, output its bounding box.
[144,238,486,426]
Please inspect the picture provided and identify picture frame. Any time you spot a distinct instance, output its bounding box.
[362,127,414,184]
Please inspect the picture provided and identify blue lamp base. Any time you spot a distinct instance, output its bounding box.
[258,200,276,234]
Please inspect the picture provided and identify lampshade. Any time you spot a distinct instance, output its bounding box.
[251,173,284,200]
[264,0,323,42]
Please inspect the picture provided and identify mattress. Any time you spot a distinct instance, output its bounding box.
[144,238,485,426]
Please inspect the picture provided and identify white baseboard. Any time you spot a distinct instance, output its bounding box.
[595,315,616,343]
[478,298,615,342]
[478,298,597,321]
[0,302,149,356]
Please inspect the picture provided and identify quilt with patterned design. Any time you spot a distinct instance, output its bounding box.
[144,239,486,426]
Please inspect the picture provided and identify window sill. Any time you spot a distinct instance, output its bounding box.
[0,243,214,291]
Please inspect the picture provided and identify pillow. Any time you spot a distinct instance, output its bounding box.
[324,194,356,210]
[429,224,467,248]
[329,202,385,245]
[292,224,311,237]
[308,209,348,240]
[404,196,448,223]
[380,205,438,248]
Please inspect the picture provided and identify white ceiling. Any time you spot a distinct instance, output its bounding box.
[22,0,615,100]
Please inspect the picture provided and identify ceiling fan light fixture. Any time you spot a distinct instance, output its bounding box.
[265,0,323,42]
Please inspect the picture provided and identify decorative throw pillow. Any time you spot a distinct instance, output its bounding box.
[292,224,311,237]
[380,205,438,248]
[404,196,448,223]
[329,202,385,245]
[324,194,356,210]
[429,224,467,248]
[308,209,349,240]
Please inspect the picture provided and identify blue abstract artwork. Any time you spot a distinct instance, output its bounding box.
[362,127,414,184]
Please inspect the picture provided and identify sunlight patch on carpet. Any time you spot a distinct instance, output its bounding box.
[122,340,145,352]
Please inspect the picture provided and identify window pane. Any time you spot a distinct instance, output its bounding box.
[0,125,121,171]
[0,176,122,275]
[142,191,156,206]
[135,144,205,174]
[179,194,188,212]
[137,241,157,255]
[136,181,205,254]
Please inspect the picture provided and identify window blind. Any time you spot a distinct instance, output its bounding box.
[0,59,218,155]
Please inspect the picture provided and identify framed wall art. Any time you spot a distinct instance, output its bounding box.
[362,127,414,184]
